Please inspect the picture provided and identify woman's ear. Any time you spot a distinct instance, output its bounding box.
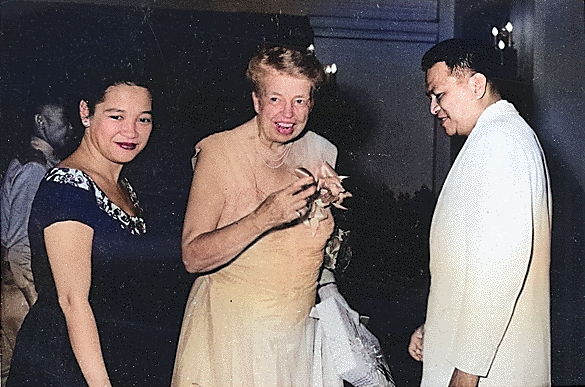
[469,73,488,99]
[251,92,260,114]
[79,100,90,127]
[34,113,45,130]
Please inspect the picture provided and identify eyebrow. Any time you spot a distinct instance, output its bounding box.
[103,108,153,115]
[425,84,442,97]
[266,91,309,98]
[424,81,433,95]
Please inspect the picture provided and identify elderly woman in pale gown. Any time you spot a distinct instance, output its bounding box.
[171,45,348,387]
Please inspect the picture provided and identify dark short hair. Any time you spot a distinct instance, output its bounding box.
[77,60,154,117]
[421,38,501,82]
[26,88,68,119]
[246,44,325,97]
[84,80,152,118]
[24,92,72,136]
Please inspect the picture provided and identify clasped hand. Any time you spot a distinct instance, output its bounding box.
[408,324,424,362]
[254,175,317,230]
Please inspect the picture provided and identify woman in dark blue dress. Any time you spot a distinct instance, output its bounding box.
[7,80,172,387]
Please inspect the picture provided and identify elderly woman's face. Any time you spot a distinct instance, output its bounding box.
[86,84,152,165]
[252,70,313,144]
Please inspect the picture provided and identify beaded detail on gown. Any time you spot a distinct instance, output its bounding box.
[172,128,342,387]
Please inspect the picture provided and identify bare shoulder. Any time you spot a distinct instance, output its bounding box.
[196,119,255,153]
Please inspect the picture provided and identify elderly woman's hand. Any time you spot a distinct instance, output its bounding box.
[252,176,316,230]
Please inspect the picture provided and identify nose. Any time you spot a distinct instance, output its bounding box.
[430,97,440,116]
[121,120,139,138]
[282,101,294,118]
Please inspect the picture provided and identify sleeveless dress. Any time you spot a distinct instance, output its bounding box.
[8,168,180,387]
[172,129,343,387]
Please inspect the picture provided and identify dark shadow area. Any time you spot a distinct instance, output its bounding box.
[334,182,434,387]
[313,77,435,386]
[309,74,375,157]
[544,145,585,386]
[455,0,512,42]
[310,69,435,383]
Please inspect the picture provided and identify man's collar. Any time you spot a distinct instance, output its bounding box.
[30,137,60,167]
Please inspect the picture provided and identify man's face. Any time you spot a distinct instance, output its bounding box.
[425,62,479,136]
[41,104,72,150]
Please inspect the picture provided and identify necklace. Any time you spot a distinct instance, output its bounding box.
[255,138,292,169]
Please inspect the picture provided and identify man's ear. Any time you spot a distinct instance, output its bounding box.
[469,72,488,99]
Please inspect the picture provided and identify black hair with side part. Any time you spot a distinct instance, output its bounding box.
[79,61,154,117]
[421,38,502,83]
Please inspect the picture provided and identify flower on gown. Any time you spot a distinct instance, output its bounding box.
[295,162,352,235]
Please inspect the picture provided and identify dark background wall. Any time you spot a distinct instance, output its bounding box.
[1,0,583,385]
[530,1,585,384]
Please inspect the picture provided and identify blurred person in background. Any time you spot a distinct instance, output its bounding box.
[1,97,73,387]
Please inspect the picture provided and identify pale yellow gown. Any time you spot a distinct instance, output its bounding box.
[172,125,342,387]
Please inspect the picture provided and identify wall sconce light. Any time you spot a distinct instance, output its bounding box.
[324,63,338,84]
[492,21,514,50]
[325,63,337,75]
[491,22,518,79]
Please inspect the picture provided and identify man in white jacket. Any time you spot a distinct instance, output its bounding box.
[408,39,552,387]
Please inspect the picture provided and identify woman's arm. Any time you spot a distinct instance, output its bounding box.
[182,148,316,273]
[44,221,111,387]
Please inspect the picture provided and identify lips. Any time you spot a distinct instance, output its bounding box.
[116,142,137,150]
[275,122,295,135]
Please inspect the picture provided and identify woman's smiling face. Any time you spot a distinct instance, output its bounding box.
[252,70,313,145]
[86,83,153,164]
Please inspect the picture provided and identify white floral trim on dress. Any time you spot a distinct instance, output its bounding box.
[45,167,146,235]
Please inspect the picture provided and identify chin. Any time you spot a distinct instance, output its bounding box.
[442,125,457,137]
[114,153,141,164]
[287,127,307,140]
[441,127,453,136]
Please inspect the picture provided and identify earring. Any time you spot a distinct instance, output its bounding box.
[82,119,90,127]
